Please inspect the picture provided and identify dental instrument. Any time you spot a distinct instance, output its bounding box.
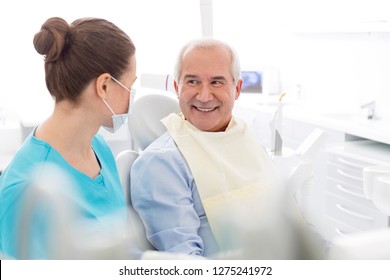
[270,92,286,156]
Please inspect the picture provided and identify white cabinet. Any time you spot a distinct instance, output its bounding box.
[234,102,390,243]
[323,141,390,241]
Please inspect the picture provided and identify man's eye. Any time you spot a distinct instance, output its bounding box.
[187,80,200,86]
[211,80,224,87]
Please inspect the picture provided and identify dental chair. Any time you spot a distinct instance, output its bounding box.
[116,91,180,201]
[116,150,139,206]
[127,92,180,151]
[115,91,180,252]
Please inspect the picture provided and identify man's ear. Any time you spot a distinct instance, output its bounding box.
[95,73,111,99]
[174,80,180,99]
[235,79,242,100]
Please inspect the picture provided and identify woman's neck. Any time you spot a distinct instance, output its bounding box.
[35,102,102,178]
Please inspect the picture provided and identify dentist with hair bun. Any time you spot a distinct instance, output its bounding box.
[0,16,137,259]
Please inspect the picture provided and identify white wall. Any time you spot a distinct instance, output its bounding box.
[282,32,390,117]
[214,0,390,115]
[213,0,390,117]
[1,0,390,122]
[0,0,201,123]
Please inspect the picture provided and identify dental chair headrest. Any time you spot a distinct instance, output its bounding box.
[128,92,180,151]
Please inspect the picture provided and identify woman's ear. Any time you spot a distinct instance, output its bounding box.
[95,73,111,99]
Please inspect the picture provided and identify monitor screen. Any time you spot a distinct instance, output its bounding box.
[241,71,263,94]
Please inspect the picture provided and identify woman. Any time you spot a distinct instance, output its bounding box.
[0,17,137,259]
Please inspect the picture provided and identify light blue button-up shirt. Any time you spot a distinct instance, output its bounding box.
[131,132,219,257]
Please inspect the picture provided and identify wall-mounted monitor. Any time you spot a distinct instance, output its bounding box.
[239,68,280,104]
[241,71,263,94]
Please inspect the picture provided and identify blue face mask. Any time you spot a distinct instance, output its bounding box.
[101,76,136,133]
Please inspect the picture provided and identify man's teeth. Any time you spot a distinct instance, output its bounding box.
[196,107,215,112]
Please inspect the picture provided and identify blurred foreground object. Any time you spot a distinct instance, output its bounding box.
[213,129,328,259]
[17,163,199,260]
[18,163,136,259]
[328,228,390,259]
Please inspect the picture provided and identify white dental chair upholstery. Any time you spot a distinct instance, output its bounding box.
[128,92,180,151]
[116,92,180,203]
[115,150,139,206]
[115,92,180,251]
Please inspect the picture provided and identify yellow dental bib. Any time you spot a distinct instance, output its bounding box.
[162,113,277,250]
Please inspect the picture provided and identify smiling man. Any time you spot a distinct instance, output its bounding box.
[174,41,239,132]
[130,38,278,258]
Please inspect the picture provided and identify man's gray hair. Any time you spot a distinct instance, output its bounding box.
[173,38,241,85]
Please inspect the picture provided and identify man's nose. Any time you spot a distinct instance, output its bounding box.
[197,84,213,102]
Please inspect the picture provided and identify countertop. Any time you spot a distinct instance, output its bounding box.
[236,98,390,146]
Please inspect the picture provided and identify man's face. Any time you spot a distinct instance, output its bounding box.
[174,46,242,132]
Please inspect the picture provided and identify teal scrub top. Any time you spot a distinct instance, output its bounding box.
[0,130,126,259]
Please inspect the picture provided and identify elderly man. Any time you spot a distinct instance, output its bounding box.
[131,38,278,257]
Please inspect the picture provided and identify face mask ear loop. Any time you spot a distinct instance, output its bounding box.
[110,76,131,93]
[101,98,116,116]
